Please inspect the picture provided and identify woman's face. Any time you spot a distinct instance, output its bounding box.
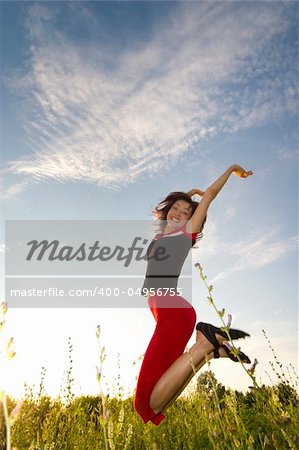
[166,200,193,230]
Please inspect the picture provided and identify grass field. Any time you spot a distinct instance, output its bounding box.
[1,367,298,450]
[1,266,298,449]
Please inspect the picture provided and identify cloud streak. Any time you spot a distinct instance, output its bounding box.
[199,228,298,284]
[3,2,297,195]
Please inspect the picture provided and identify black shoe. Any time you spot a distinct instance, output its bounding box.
[220,343,251,364]
[196,322,250,358]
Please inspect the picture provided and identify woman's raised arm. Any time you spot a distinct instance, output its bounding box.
[186,165,253,234]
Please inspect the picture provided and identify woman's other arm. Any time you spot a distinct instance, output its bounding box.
[186,165,253,234]
[186,188,205,197]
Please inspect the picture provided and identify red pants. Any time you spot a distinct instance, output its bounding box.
[133,294,196,425]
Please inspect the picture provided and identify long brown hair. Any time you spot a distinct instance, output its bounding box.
[152,191,206,246]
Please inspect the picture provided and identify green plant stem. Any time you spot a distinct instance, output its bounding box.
[96,327,109,450]
[206,365,229,444]
[196,264,259,388]
[1,392,11,450]
[196,264,298,448]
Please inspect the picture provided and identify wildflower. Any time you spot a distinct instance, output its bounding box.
[96,366,101,383]
[7,350,16,360]
[96,325,101,338]
[126,423,133,439]
[219,308,225,318]
[118,408,124,431]
[276,412,292,425]
[207,295,213,305]
[1,302,8,314]
[225,342,241,358]
[226,314,232,328]
[10,400,23,419]
[107,420,114,450]
[194,263,201,269]
[100,346,106,362]
[263,435,271,447]
[124,424,133,450]
[6,337,15,360]
[248,358,258,375]
[292,435,299,445]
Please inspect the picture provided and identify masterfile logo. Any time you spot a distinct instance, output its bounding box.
[26,237,169,266]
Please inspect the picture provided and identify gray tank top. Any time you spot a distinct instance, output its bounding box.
[141,224,196,295]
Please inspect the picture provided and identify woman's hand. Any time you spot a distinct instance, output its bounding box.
[231,165,253,178]
[187,188,205,197]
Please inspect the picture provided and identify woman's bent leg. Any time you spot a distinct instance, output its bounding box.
[149,335,214,414]
[133,294,196,425]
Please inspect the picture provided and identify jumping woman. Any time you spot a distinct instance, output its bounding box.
[134,164,253,425]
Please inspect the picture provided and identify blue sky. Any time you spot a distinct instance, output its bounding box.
[0,1,298,399]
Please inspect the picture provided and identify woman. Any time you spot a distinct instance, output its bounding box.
[134,164,253,425]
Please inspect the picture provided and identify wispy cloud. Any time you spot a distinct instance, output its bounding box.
[200,227,298,284]
[276,147,299,162]
[3,2,297,196]
[0,181,29,201]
